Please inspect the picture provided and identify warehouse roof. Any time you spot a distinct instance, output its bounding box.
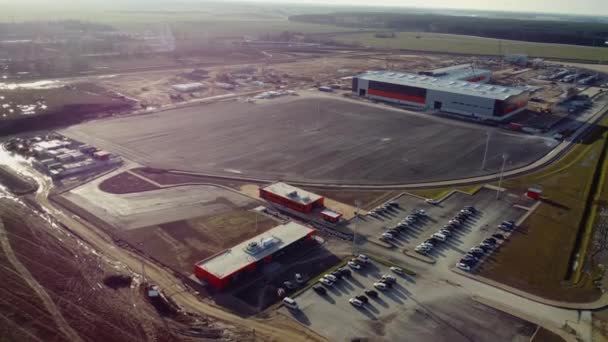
[426,64,491,81]
[357,71,526,100]
[196,222,315,279]
[262,182,323,205]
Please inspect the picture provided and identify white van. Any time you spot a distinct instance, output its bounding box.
[283,297,299,310]
[432,233,447,241]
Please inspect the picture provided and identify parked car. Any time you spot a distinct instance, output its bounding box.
[357,254,370,263]
[415,246,430,254]
[470,247,485,254]
[338,268,351,277]
[331,271,343,279]
[382,232,395,240]
[483,238,497,245]
[283,297,299,310]
[432,233,447,241]
[457,263,471,271]
[387,228,399,235]
[348,261,361,269]
[283,281,296,290]
[381,274,397,284]
[425,198,439,205]
[324,274,337,282]
[492,233,505,240]
[295,273,304,283]
[449,219,462,226]
[439,229,452,236]
[388,201,399,207]
[464,206,477,212]
[313,285,327,295]
[319,278,333,286]
[355,295,369,303]
[374,282,388,290]
[349,298,364,307]
[390,266,404,275]
[365,289,378,298]
[498,224,514,231]
[416,209,427,216]
[461,255,478,263]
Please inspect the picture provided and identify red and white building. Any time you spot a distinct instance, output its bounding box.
[259,182,324,213]
[352,66,528,122]
[194,222,316,290]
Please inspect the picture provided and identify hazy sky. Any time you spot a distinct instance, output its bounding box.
[244,0,608,16]
[4,0,608,16]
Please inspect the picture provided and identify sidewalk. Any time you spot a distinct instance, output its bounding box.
[454,268,608,310]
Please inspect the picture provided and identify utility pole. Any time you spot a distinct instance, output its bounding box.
[497,154,508,200]
[353,200,361,255]
[481,131,490,170]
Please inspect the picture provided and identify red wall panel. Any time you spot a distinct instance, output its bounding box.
[367,88,426,104]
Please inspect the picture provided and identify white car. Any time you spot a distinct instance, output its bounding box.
[319,278,333,286]
[349,298,363,307]
[457,263,471,271]
[373,282,388,290]
[348,261,361,269]
[420,242,434,249]
[382,274,396,283]
[295,273,304,283]
[283,297,299,310]
[417,209,427,216]
[432,233,447,241]
[415,245,430,253]
[357,254,370,263]
[390,266,404,274]
[324,274,337,282]
[425,198,439,205]
[381,232,395,240]
[439,229,452,236]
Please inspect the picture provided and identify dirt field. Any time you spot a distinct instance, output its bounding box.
[62,96,555,185]
[0,197,244,341]
[120,208,278,274]
[98,171,160,194]
[61,170,281,275]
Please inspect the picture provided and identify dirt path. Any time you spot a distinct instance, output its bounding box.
[0,219,83,342]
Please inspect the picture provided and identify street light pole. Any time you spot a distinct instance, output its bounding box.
[497,153,507,200]
[353,200,360,255]
[481,131,490,170]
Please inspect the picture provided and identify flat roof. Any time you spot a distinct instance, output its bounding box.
[262,182,323,205]
[357,71,525,100]
[427,64,491,81]
[321,209,342,219]
[196,222,315,279]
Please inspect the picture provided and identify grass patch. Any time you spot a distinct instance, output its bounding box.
[331,31,608,61]
[476,116,608,302]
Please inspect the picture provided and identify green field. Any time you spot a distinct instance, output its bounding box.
[331,32,608,61]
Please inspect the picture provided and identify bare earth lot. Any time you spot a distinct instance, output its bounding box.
[62,96,555,185]
[61,170,278,274]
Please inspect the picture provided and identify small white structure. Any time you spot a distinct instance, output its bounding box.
[171,83,205,93]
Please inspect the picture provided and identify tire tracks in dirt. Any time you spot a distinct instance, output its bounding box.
[0,219,83,342]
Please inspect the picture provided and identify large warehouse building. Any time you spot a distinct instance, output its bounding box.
[352,69,528,121]
[194,222,316,289]
[259,182,324,213]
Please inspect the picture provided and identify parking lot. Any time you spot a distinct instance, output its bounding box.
[354,187,535,273]
[279,258,536,341]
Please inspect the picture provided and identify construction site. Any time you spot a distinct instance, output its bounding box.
[2,32,608,342]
